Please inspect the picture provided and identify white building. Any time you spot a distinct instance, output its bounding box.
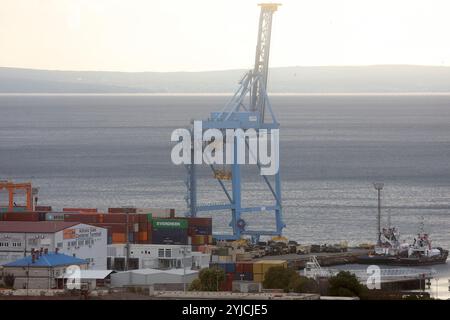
[107,244,210,271]
[0,221,107,269]
[2,252,89,289]
[110,268,199,290]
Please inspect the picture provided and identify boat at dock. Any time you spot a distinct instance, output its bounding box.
[357,226,448,266]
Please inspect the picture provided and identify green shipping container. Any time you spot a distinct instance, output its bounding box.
[0,207,25,212]
[147,214,152,222]
[152,218,187,229]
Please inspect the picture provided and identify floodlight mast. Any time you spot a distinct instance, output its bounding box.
[373,182,384,245]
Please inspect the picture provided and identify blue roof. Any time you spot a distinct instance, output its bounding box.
[3,253,87,267]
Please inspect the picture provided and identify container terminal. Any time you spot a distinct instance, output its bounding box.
[0,4,448,300]
[0,179,444,299]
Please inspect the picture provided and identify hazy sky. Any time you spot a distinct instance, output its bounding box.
[1,0,449,72]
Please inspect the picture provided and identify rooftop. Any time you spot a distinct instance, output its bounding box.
[57,270,115,279]
[118,268,199,276]
[3,252,88,267]
[0,221,79,233]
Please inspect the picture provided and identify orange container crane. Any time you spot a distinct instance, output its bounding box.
[0,181,34,211]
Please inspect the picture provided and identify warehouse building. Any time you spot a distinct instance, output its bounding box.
[107,243,210,271]
[57,270,115,290]
[2,252,88,289]
[0,221,107,269]
[110,268,199,290]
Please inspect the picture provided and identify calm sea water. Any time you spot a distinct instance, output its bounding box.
[0,95,449,249]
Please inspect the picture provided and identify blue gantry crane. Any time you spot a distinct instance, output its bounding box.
[185,3,285,243]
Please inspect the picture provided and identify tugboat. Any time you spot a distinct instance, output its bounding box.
[358,219,448,266]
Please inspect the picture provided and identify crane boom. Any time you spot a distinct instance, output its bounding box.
[251,3,281,121]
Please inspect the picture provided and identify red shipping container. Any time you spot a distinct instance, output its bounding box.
[103,214,127,223]
[236,262,254,274]
[220,273,234,291]
[63,208,98,213]
[3,212,40,222]
[176,217,212,227]
[108,207,137,214]
[35,206,52,212]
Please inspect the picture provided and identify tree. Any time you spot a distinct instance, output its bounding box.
[328,271,367,297]
[188,278,202,291]
[263,267,298,292]
[3,273,15,288]
[288,275,319,294]
[189,267,225,292]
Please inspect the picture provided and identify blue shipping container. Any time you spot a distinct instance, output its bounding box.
[217,263,236,273]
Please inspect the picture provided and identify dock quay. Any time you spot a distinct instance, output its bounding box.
[256,248,370,269]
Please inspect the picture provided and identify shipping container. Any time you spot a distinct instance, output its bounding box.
[45,212,65,221]
[112,233,126,243]
[103,214,127,224]
[108,207,137,213]
[34,206,52,212]
[191,235,210,245]
[217,263,236,273]
[138,221,149,232]
[138,231,148,241]
[218,255,234,263]
[236,262,254,273]
[151,228,188,245]
[152,218,188,230]
[253,273,264,283]
[220,273,234,291]
[214,247,229,256]
[63,213,100,224]
[63,208,98,213]
[2,212,40,222]
[253,260,287,274]
[136,208,174,218]
[184,217,212,227]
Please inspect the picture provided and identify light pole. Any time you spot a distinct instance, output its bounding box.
[373,183,384,246]
[181,246,187,292]
[125,210,129,271]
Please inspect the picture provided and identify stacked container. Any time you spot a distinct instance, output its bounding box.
[252,260,288,283]
[34,206,52,212]
[151,218,188,245]
[45,212,66,221]
[108,207,137,214]
[63,208,98,213]
[136,208,175,218]
[220,273,234,291]
[1,212,40,221]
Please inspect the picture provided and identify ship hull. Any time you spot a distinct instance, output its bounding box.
[357,251,448,266]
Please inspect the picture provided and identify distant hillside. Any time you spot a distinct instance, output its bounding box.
[1,65,450,93]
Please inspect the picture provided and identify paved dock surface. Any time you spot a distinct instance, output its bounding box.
[255,248,370,268]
